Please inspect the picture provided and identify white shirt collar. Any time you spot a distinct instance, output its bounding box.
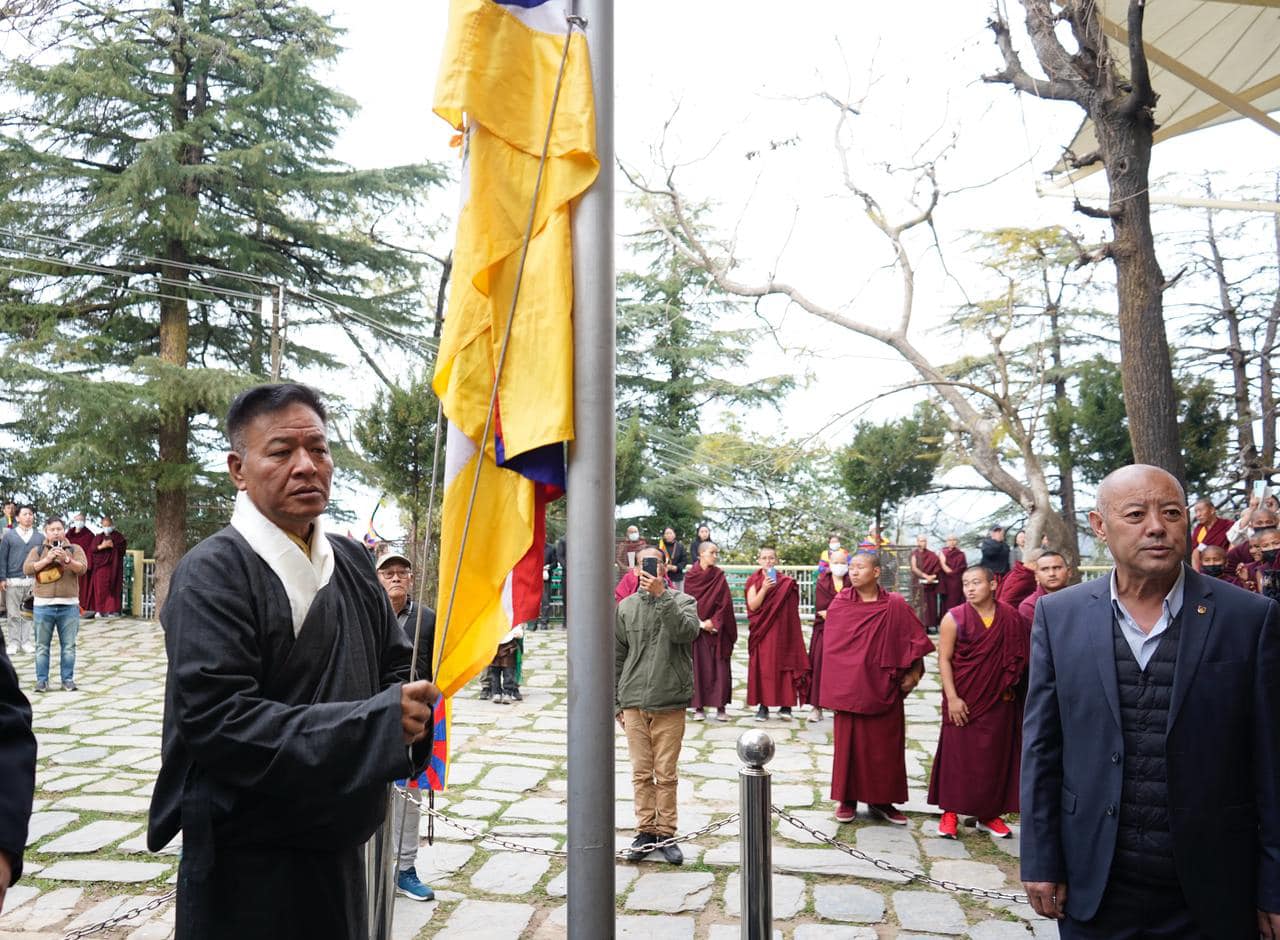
[230,490,334,637]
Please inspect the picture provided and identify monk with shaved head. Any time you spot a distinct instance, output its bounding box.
[1020,464,1280,938]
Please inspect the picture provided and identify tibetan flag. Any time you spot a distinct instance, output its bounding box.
[403,695,450,791]
[430,0,598,702]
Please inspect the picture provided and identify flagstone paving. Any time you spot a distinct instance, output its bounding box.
[0,618,1052,938]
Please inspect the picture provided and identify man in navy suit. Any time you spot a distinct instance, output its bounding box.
[1021,464,1280,939]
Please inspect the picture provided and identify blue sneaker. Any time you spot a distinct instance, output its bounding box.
[396,867,435,901]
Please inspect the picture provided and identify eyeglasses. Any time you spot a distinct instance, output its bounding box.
[378,569,412,580]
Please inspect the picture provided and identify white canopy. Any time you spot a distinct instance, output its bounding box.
[1055,0,1280,182]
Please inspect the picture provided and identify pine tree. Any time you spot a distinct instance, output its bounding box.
[616,240,792,537]
[0,0,446,603]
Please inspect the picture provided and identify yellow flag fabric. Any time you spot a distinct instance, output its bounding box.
[430,0,598,702]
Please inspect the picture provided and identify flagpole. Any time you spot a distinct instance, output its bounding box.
[565,0,614,935]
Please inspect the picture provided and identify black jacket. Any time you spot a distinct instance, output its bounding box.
[0,647,36,885]
[1021,567,1280,937]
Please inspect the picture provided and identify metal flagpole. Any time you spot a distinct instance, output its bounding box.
[565,0,615,936]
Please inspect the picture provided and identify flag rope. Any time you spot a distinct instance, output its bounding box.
[430,11,586,684]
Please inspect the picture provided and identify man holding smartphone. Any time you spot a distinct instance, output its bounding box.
[615,547,703,864]
[22,517,88,692]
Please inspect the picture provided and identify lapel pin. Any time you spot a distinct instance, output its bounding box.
[1196,605,1207,614]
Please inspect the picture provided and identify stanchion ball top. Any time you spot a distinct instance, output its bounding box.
[737,729,775,768]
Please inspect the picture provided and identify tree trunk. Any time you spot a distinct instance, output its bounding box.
[155,251,190,613]
[1203,203,1258,480]
[1094,108,1185,484]
[1264,201,1280,471]
[1047,302,1080,558]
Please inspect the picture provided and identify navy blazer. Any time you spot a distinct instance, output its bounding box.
[1020,566,1280,937]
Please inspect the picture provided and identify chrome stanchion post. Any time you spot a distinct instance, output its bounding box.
[365,783,398,940]
[737,730,775,940]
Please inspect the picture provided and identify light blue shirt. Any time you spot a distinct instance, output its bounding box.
[1110,566,1185,670]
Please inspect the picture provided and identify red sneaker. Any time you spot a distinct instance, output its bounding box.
[937,811,958,839]
[977,816,1012,838]
[869,803,908,825]
[833,802,857,823]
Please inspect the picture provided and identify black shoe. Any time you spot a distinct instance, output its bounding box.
[625,832,657,862]
[755,704,768,722]
[779,707,793,720]
[659,841,683,866]
[508,688,523,701]
[34,679,47,693]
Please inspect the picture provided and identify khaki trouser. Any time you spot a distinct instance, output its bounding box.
[622,708,686,838]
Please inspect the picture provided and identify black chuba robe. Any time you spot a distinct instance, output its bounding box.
[148,528,432,940]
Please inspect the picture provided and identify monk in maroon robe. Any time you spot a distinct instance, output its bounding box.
[64,513,96,610]
[1199,544,1244,588]
[683,541,737,721]
[928,564,1028,839]
[1190,498,1232,572]
[909,535,942,629]
[820,551,934,825]
[809,549,850,720]
[85,515,127,616]
[1016,549,1071,626]
[938,535,967,611]
[995,555,1036,609]
[744,547,810,719]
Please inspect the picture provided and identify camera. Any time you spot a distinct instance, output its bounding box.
[48,539,67,550]
[1260,568,1280,603]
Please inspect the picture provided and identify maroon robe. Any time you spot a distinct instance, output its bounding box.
[744,570,810,707]
[1226,540,1255,569]
[940,547,967,611]
[1210,571,1245,589]
[86,529,127,614]
[911,549,943,628]
[995,561,1036,608]
[684,561,737,709]
[613,570,671,603]
[810,571,848,706]
[927,600,1028,819]
[1017,584,1047,627]
[820,587,934,804]
[65,525,97,608]
[1192,517,1232,551]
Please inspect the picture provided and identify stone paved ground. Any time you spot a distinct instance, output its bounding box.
[1,618,1056,939]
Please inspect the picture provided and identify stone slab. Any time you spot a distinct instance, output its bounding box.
[434,899,534,939]
[25,812,78,845]
[502,797,566,823]
[812,883,886,923]
[39,860,170,883]
[967,922,1036,938]
[722,872,806,918]
[40,821,140,854]
[893,890,969,935]
[53,795,152,814]
[707,927,781,940]
[928,860,1008,891]
[469,852,551,895]
[624,871,714,913]
[793,928,879,940]
[704,843,909,882]
[545,865,637,899]
[390,895,436,940]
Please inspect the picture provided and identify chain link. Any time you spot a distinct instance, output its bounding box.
[770,805,1029,904]
[396,785,738,859]
[61,890,177,940]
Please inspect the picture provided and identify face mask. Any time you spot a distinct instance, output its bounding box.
[1263,549,1279,563]
[828,541,840,552]
[103,526,113,534]
[73,520,84,529]
[1202,565,1225,578]
[830,563,849,577]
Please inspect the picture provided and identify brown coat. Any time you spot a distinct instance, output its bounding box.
[23,543,88,601]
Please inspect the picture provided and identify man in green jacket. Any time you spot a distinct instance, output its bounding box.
[615,546,704,865]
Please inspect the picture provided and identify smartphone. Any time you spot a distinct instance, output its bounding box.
[1253,480,1268,500]
[766,566,777,581]
[641,557,660,578]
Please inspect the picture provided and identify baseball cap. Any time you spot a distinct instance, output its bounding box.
[376,551,413,570]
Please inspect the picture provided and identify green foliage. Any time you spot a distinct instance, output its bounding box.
[0,0,446,553]
[1067,356,1229,493]
[615,230,793,537]
[354,372,440,552]
[837,405,946,530]
[699,430,866,564]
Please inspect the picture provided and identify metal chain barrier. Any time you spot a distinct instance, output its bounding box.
[770,805,1029,904]
[395,784,739,859]
[61,890,177,940]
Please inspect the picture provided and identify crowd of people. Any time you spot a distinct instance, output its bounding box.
[1,382,1276,937]
[0,504,128,692]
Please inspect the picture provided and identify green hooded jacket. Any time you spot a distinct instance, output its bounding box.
[614,587,701,712]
